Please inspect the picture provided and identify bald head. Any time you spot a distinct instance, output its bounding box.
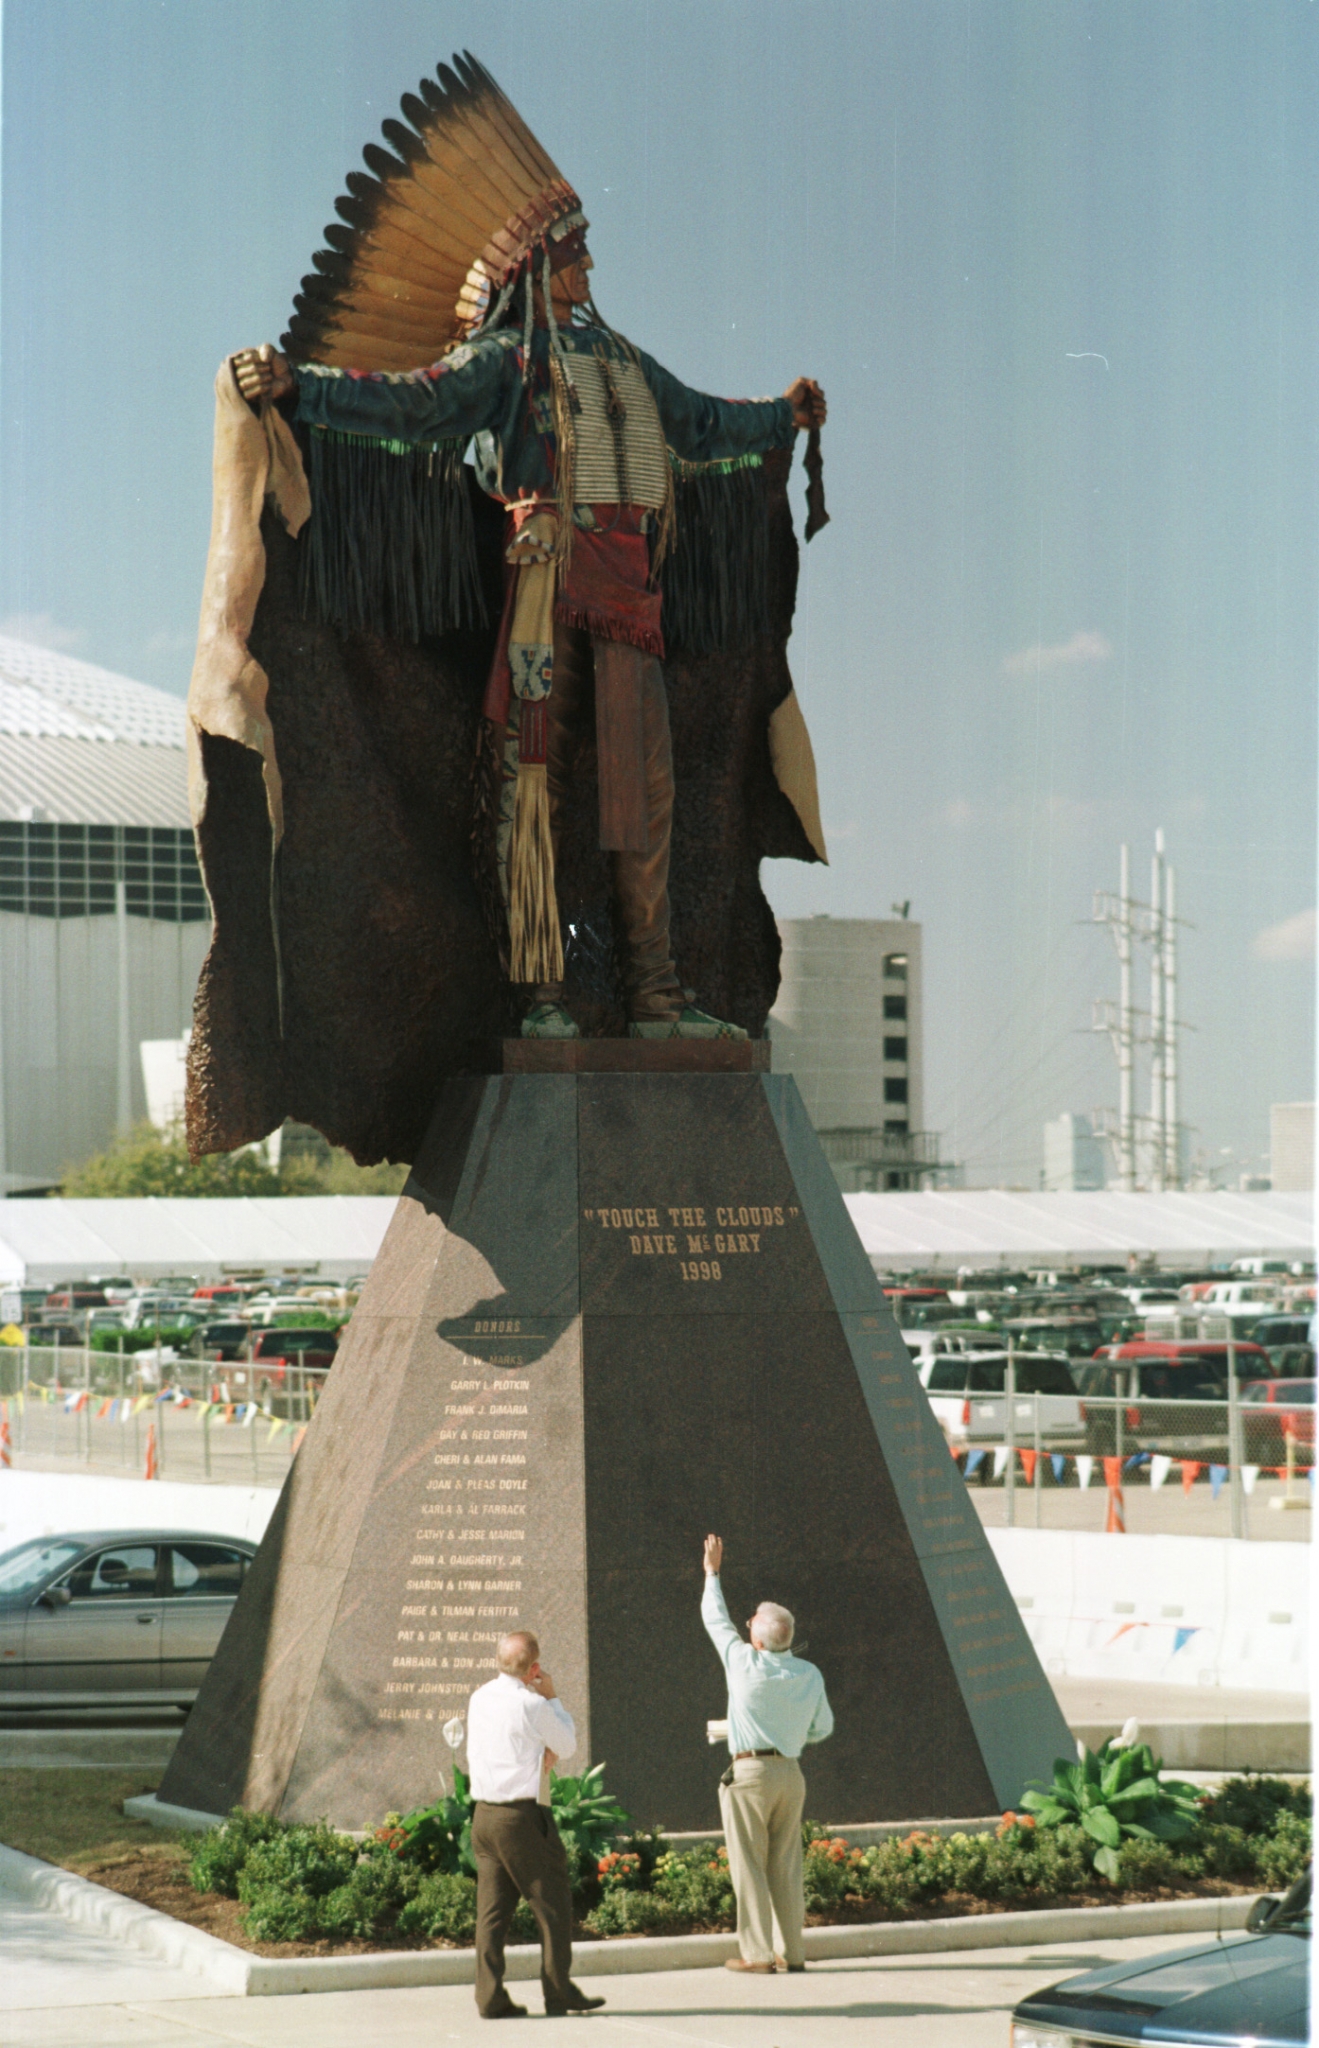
[750,1602,794,1652]
[496,1630,540,1677]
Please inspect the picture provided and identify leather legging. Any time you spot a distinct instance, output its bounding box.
[537,621,683,1019]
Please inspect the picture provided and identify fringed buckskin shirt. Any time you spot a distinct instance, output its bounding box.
[293,325,795,524]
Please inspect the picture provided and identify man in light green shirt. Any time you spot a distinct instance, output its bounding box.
[701,1534,834,1974]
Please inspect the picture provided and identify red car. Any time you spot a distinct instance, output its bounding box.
[1241,1378,1315,1463]
[213,1326,340,1405]
[1077,1340,1274,1458]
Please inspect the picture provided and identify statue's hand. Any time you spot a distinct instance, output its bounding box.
[784,377,826,431]
[231,344,295,407]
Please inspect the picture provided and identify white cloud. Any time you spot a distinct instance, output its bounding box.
[1002,630,1112,677]
[1252,908,1316,962]
[0,610,86,652]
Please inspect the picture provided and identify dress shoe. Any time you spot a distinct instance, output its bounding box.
[724,1957,775,1973]
[480,1999,528,2018]
[544,1986,606,2015]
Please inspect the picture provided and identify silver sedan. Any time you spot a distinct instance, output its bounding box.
[0,1529,256,1708]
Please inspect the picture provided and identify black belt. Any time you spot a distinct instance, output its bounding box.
[475,1796,541,1809]
[732,1748,783,1760]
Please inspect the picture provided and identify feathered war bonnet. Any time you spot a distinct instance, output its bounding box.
[286,52,589,644]
[283,51,587,368]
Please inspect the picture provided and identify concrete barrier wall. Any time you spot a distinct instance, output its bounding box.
[1,1473,1308,1707]
[986,1526,1310,1698]
[0,1469,279,1551]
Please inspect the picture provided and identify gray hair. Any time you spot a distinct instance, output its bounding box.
[496,1630,539,1676]
[751,1602,794,1651]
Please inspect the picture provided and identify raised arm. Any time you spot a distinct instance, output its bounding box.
[701,1534,746,1670]
[637,351,826,466]
[229,336,516,447]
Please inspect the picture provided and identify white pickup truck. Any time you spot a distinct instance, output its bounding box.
[917,1350,1085,1452]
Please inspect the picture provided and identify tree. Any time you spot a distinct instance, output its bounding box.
[58,1123,406,1198]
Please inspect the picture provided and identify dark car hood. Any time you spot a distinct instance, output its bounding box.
[1019,1931,1310,2045]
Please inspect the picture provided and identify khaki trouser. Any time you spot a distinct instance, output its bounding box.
[472,1799,575,2015]
[718,1754,806,1968]
[538,622,684,1019]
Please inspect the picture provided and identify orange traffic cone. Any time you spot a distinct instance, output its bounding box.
[144,1422,158,1480]
[1102,1455,1125,1531]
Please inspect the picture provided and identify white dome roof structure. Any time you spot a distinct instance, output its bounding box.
[0,636,190,827]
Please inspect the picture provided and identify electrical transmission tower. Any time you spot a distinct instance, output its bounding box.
[1092,832,1186,1191]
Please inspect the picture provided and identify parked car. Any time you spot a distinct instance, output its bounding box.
[0,1529,257,1706]
[122,1294,194,1330]
[44,1287,108,1312]
[1241,1378,1316,1464]
[1010,1868,1311,2046]
[192,1283,246,1307]
[1251,1314,1314,1351]
[186,1319,252,1363]
[24,1322,84,1349]
[1001,1314,1107,1360]
[215,1325,340,1402]
[1076,1340,1273,1458]
[919,1350,1083,1451]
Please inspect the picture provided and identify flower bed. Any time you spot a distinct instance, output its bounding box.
[161,1767,1307,1954]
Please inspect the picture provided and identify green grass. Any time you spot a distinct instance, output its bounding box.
[0,1769,186,1870]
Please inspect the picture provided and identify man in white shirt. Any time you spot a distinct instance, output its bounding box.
[466,1629,606,2019]
[702,1534,835,1974]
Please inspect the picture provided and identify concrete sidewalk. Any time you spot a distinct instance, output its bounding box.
[0,1927,1219,2047]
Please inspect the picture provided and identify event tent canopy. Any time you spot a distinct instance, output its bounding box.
[843,1188,1314,1271]
[0,1197,397,1285]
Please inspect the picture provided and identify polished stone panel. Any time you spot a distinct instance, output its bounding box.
[160,1073,1071,1832]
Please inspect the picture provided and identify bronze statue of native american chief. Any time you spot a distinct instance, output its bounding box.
[187,52,830,1166]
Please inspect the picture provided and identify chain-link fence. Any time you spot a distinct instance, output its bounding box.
[0,1343,323,1486]
[944,1358,1312,1537]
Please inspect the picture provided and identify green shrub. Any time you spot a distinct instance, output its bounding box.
[234,1821,358,1904]
[585,1887,682,1936]
[187,1808,284,1898]
[547,1764,631,1877]
[393,1768,475,1876]
[651,1844,736,1925]
[1251,1809,1312,1892]
[803,1836,869,1912]
[1021,1739,1201,1882]
[395,1872,479,1943]
[1200,1775,1311,1834]
[1114,1836,1183,1890]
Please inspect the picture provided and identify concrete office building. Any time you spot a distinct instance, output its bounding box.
[1043,1112,1108,1192]
[0,635,210,1191]
[1270,1103,1315,1194]
[769,915,941,1191]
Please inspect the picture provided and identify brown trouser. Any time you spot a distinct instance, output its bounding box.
[538,622,683,1019]
[718,1754,806,1967]
[472,1799,575,2015]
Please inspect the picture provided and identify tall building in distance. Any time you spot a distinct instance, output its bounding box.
[1270,1103,1315,1193]
[1042,1113,1108,1191]
[769,915,943,1191]
[0,636,210,1190]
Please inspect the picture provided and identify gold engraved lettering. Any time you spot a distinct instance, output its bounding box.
[679,1260,722,1282]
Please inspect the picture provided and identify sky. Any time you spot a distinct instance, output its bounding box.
[1,0,1315,1187]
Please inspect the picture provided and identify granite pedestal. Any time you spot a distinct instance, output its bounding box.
[159,1064,1071,1832]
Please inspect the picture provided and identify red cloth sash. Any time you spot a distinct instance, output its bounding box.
[555,507,664,656]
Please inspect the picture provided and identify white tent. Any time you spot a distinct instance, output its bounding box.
[0,1196,397,1285]
[843,1188,1315,1271]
